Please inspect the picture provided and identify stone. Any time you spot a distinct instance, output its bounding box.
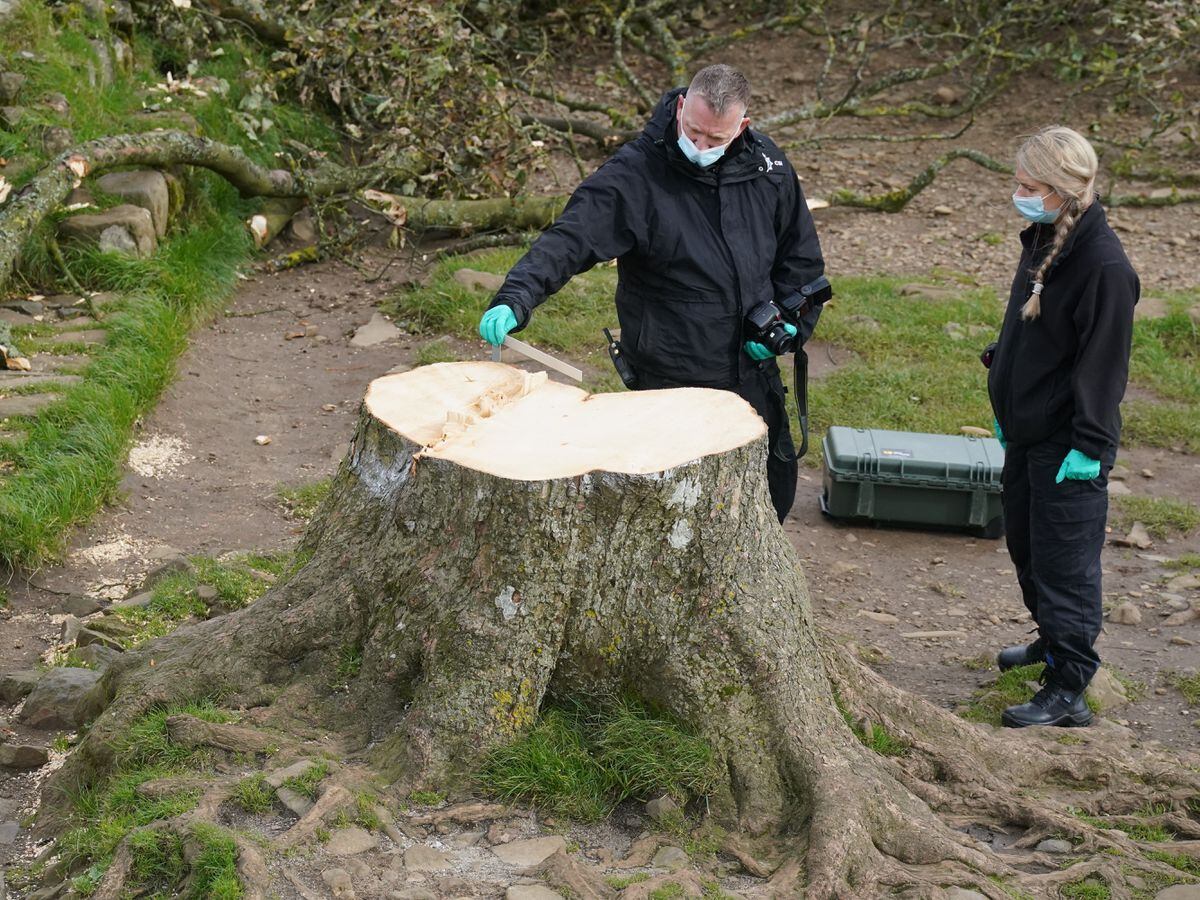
[1166,574,1200,592]
[0,742,49,769]
[61,615,83,644]
[1155,887,1200,900]
[0,820,18,843]
[1108,601,1142,626]
[89,38,114,87]
[1109,464,1130,481]
[932,86,962,106]
[1112,522,1153,550]
[96,170,171,238]
[42,125,74,155]
[388,890,438,900]
[139,550,191,590]
[1085,667,1128,712]
[73,642,121,670]
[1162,608,1200,627]
[112,591,153,609]
[275,785,313,817]
[264,758,320,788]
[1035,838,1073,854]
[506,887,565,900]
[945,891,987,900]
[0,669,42,703]
[42,92,69,116]
[449,830,485,848]
[76,627,124,651]
[322,867,355,897]
[856,610,899,624]
[0,72,25,103]
[287,209,317,244]
[644,794,680,820]
[651,845,689,870]
[1107,481,1132,496]
[326,826,377,856]
[350,312,402,347]
[17,667,104,729]
[0,105,22,128]
[59,205,157,258]
[404,844,452,873]
[492,836,565,867]
[452,268,506,293]
[933,205,954,216]
[0,394,57,418]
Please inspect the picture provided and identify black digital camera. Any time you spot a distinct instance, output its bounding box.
[744,275,833,356]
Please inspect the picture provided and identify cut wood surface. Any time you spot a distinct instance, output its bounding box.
[365,362,766,479]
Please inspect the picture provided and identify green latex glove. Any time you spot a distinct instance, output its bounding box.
[745,322,798,360]
[479,305,518,346]
[992,417,1006,449]
[1055,448,1101,484]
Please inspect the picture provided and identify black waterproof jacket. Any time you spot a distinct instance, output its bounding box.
[487,88,825,388]
[988,202,1140,461]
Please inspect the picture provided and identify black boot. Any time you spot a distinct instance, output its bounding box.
[1001,682,1093,728]
[996,639,1044,672]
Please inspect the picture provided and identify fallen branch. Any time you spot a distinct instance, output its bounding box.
[520,114,638,146]
[829,148,1011,212]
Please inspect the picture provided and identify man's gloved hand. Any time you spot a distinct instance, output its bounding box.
[993,417,1006,449]
[1055,448,1101,484]
[479,305,518,347]
[744,323,798,360]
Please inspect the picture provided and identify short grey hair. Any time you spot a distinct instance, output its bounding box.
[687,64,751,117]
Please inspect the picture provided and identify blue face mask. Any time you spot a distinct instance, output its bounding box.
[677,104,732,168]
[1012,191,1061,224]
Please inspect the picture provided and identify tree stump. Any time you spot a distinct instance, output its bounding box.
[48,363,1200,898]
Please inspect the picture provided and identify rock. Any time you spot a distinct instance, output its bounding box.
[644,794,680,820]
[945,890,987,900]
[0,743,49,769]
[651,845,689,870]
[1155,887,1200,900]
[0,72,25,103]
[1108,601,1142,625]
[17,667,104,730]
[492,836,566,867]
[0,820,18,843]
[932,86,962,106]
[76,627,124,651]
[42,125,74,155]
[96,170,171,238]
[933,205,954,216]
[452,268,506,293]
[89,38,114,87]
[404,844,452,873]
[1107,481,1132,496]
[506,887,565,900]
[1035,838,1073,854]
[42,92,69,116]
[264,758,320,788]
[1169,636,1194,647]
[60,205,157,258]
[1112,522,1153,549]
[1162,595,1190,611]
[389,890,438,900]
[856,610,899,624]
[287,209,317,244]
[449,830,485,848]
[0,669,43,703]
[898,283,959,301]
[139,550,191,590]
[1109,463,1130,481]
[322,867,355,898]
[831,560,861,576]
[72,642,121,670]
[0,105,22,128]
[275,785,313,816]
[1166,574,1200,592]
[1085,667,1128,712]
[112,591,153,609]
[196,584,219,603]
[487,820,518,844]
[61,615,83,644]
[60,594,102,617]
[326,826,376,856]
[350,312,402,348]
[1162,608,1200,627]
[0,394,58,418]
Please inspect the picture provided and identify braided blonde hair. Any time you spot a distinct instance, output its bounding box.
[1015,126,1098,320]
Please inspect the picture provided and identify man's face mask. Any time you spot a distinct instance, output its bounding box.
[677,99,734,168]
[1012,190,1061,224]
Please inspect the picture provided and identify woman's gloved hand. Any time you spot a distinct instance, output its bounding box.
[745,323,798,360]
[1055,448,1101,483]
[993,418,1006,449]
[479,305,518,346]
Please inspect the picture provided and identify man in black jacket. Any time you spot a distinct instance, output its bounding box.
[478,64,827,522]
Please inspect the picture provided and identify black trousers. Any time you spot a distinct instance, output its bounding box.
[1001,441,1110,692]
[637,364,798,522]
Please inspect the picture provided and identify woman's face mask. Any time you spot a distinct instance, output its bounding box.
[1012,188,1061,224]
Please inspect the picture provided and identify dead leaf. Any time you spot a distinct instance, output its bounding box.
[362,188,408,226]
[0,176,10,205]
[66,155,89,178]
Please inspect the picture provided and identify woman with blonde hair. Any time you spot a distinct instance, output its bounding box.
[987,125,1139,728]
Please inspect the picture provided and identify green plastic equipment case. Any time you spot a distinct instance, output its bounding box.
[821,426,1005,538]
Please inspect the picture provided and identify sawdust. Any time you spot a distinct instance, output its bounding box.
[127,433,193,478]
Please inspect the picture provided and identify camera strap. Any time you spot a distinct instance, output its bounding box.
[793,346,809,459]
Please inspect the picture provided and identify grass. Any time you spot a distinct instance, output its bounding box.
[407,789,447,807]
[479,696,720,823]
[110,552,285,647]
[1072,804,1175,843]
[1145,849,1200,878]
[606,873,652,889]
[276,478,332,521]
[1166,671,1200,705]
[649,885,686,900]
[1165,553,1200,570]
[0,0,338,567]
[58,699,235,892]
[281,760,330,801]
[1111,495,1200,538]
[1061,880,1110,900]
[231,774,274,814]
